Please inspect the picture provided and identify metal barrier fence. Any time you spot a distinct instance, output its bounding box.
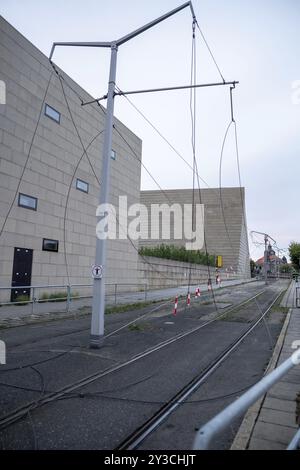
[193,349,300,450]
[296,286,300,308]
[0,282,148,314]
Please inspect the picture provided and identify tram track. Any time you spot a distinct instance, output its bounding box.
[115,289,284,450]
[0,287,271,432]
[0,281,288,451]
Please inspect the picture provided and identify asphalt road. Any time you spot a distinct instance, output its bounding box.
[0,279,289,449]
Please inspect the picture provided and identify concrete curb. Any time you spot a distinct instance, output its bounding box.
[230,307,292,450]
[0,309,89,329]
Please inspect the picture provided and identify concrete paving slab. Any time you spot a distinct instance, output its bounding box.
[251,421,296,445]
[257,408,298,429]
[248,437,286,450]
[232,307,300,450]
[268,381,300,401]
[263,397,296,413]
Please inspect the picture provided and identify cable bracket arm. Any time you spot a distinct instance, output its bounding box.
[230,83,235,122]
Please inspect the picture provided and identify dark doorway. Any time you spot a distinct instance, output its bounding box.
[11,247,33,302]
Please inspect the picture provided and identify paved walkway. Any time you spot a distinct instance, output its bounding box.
[0,278,255,325]
[232,280,300,450]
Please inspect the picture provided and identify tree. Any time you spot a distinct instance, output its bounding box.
[279,264,292,274]
[288,241,300,271]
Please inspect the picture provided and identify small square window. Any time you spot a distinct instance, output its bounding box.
[45,104,60,123]
[111,149,116,160]
[18,193,37,211]
[76,178,89,193]
[42,239,59,252]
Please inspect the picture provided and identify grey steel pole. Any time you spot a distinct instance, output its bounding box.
[90,43,118,348]
[264,235,268,285]
[49,2,200,349]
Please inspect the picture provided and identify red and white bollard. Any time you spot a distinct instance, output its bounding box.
[187,292,191,307]
[195,287,201,298]
[173,295,178,315]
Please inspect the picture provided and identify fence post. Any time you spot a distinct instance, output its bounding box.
[114,284,117,305]
[67,285,71,312]
[144,283,147,301]
[31,287,35,314]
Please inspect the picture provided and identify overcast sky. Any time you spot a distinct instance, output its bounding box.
[1,0,299,261]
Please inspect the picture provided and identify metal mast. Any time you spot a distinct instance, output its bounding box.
[49,2,197,348]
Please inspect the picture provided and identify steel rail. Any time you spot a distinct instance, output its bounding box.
[0,288,268,431]
[116,289,284,450]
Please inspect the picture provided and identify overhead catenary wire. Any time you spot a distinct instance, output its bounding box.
[0,17,240,304]
[186,19,198,307]
[194,21,226,83]
[185,21,216,309]
[55,378,265,406]
[48,20,240,285]
[115,84,211,188]
[188,24,221,315]
[218,85,251,277]
[51,63,209,285]
[0,287,271,435]
[218,119,235,254]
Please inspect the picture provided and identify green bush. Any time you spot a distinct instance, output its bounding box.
[39,291,79,302]
[139,244,215,266]
[279,264,292,274]
[15,295,30,306]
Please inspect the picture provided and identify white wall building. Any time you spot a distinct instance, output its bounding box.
[0,16,142,302]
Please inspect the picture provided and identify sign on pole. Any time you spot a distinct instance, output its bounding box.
[92,265,103,279]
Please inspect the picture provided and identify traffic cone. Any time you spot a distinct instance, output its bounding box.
[173,295,178,315]
[195,287,201,298]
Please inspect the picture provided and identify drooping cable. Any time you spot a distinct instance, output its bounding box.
[52,67,200,284]
[61,129,104,285]
[218,119,235,254]
[218,86,250,278]
[233,116,251,278]
[115,84,211,189]
[190,25,220,314]
[186,20,197,306]
[114,126,174,205]
[195,21,225,83]
[0,71,54,238]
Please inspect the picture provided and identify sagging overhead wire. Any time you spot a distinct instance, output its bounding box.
[114,84,211,189]
[186,20,198,304]
[0,71,54,239]
[194,20,226,83]
[188,20,220,314]
[218,84,251,276]
[51,63,208,284]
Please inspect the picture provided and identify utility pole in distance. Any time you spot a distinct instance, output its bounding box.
[250,231,277,286]
[264,234,268,285]
[49,1,197,348]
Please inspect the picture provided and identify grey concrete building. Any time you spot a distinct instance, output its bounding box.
[139,188,250,277]
[0,16,142,302]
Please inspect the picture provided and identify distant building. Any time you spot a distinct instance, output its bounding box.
[255,254,284,276]
[139,188,251,277]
